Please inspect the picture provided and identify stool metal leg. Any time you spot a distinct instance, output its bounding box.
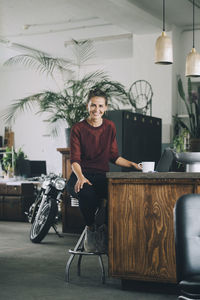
[77,254,83,276]
[98,254,105,284]
[65,253,76,282]
[73,227,86,251]
[65,226,107,283]
[65,227,86,282]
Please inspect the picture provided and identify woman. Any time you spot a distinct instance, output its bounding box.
[67,88,141,252]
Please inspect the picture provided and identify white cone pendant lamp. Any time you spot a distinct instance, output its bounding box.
[155,0,173,64]
[185,0,200,77]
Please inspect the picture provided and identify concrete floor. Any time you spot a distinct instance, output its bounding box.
[0,221,177,300]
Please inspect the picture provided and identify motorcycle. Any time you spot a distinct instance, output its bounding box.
[27,173,66,243]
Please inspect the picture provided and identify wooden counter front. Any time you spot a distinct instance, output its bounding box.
[57,148,85,233]
[0,182,35,221]
[107,172,200,284]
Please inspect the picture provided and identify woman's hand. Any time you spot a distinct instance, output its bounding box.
[71,162,92,193]
[130,161,142,170]
[74,175,92,193]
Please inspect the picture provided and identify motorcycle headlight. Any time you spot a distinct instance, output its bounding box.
[54,178,66,190]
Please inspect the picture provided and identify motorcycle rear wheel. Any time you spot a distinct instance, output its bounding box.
[30,198,58,243]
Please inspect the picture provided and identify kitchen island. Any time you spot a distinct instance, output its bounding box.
[107,172,200,284]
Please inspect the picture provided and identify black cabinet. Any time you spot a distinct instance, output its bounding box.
[106,110,162,172]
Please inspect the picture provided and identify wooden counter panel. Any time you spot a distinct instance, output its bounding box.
[0,183,35,221]
[7,185,21,195]
[0,184,7,194]
[57,148,84,233]
[0,196,3,219]
[3,196,23,221]
[108,178,198,184]
[109,180,195,283]
[195,185,200,193]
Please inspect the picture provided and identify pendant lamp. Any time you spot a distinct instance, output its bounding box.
[185,0,200,77]
[155,0,173,64]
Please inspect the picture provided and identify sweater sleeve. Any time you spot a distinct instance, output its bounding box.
[70,125,81,165]
[109,123,119,163]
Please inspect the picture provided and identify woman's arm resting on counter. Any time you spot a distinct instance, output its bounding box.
[115,156,142,170]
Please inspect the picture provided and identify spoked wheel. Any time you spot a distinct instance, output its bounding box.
[128,80,153,115]
[30,198,58,243]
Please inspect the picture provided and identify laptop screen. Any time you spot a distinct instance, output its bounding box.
[155,148,175,172]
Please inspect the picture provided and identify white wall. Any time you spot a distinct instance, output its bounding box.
[132,33,172,143]
[0,38,134,174]
[0,59,65,174]
[178,29,200,114]
[171,26,182,141]
[171,26,181,113]
[0,28,190,174]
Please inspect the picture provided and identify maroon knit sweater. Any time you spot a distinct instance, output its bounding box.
[70,119,119,174]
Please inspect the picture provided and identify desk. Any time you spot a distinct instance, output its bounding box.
[107,172,200,284]
[0,180,35,221]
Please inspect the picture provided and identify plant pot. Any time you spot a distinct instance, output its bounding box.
[65,128,71,148]
[189,138,200,152]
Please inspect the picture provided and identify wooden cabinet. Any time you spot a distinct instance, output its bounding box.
[57,148,85,233]
[0,182,34,221]
[107,173,200,284]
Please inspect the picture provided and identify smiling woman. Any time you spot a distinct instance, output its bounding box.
[86,95,108,127]
[67,88,141,253]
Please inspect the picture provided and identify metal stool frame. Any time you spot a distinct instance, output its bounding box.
[65,226,107,283]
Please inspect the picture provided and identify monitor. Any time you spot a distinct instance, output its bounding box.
[29,160,47,177]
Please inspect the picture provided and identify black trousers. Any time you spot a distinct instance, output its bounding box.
[67,172,108,226]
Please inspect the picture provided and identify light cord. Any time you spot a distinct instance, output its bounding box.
[163,0,165,31]
[193,0,195,48]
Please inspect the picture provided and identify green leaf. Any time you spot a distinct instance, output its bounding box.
[2,39,130,134]
[4,53,72,77]
[177,77,186,101]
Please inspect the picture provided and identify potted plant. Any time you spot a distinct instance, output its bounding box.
[2,147,27,177]
[174,76,200,151]
[173,128,189,153]
[2,40,129,145]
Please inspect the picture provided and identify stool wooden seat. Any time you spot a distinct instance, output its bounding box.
[65,227,107,283]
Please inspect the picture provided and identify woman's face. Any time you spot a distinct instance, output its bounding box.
[87,96,107,121]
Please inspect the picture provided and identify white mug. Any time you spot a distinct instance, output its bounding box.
[138,161,155,172]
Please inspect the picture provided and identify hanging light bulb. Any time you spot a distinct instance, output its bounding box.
[185,0,200,77]
[155,0,173,64]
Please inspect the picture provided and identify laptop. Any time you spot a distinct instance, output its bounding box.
[155,148,175,172]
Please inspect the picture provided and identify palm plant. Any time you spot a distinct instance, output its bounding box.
[2,40,129,134]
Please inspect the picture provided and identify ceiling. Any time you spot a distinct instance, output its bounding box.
[0,0,199,58]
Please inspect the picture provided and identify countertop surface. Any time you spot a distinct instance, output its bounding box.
[106,172,200,179]
[0,178,39,185]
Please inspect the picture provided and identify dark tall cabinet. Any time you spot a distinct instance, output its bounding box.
[106,110,162,172]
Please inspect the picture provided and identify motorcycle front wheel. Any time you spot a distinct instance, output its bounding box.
[30,198,58,243]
